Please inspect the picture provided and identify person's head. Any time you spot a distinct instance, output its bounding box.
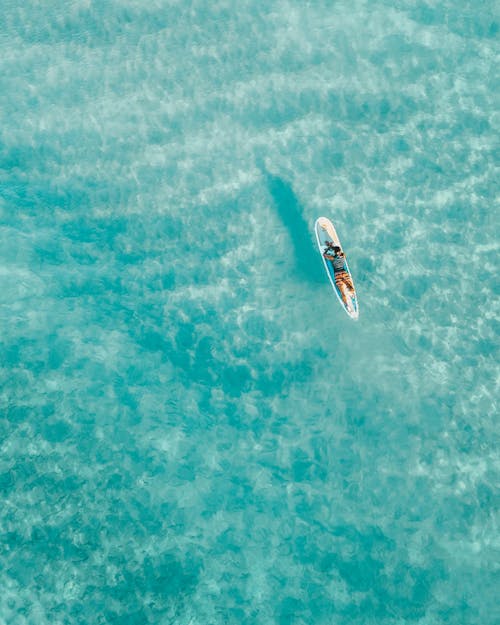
[333,246,342,255]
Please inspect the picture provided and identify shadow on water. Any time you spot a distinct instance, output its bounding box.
[264,171,324,284]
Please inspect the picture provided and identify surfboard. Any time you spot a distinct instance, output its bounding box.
[315,216,359,320]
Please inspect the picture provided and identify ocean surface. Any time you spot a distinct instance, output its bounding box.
[0,1,498,624]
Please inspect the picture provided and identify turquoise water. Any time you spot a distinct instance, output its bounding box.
[1,0,498,623]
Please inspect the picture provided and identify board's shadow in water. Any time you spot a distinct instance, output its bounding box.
[264,172,324,284]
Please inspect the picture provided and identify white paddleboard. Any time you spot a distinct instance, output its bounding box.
[315,216,359,320]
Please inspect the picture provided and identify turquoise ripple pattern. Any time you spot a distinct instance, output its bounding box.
[1,0,498,623]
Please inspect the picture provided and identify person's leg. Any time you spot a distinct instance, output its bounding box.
[340,284,349,306]
[340,274,354,296]
[337,275,354,310]
[336,275,349,305]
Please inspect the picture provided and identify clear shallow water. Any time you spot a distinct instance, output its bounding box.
[0,1,498,623]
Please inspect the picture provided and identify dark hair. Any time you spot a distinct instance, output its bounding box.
[333,246,341,254]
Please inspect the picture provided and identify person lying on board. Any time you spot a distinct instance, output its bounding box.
[323,241,345,270]
[323,242,355,308]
